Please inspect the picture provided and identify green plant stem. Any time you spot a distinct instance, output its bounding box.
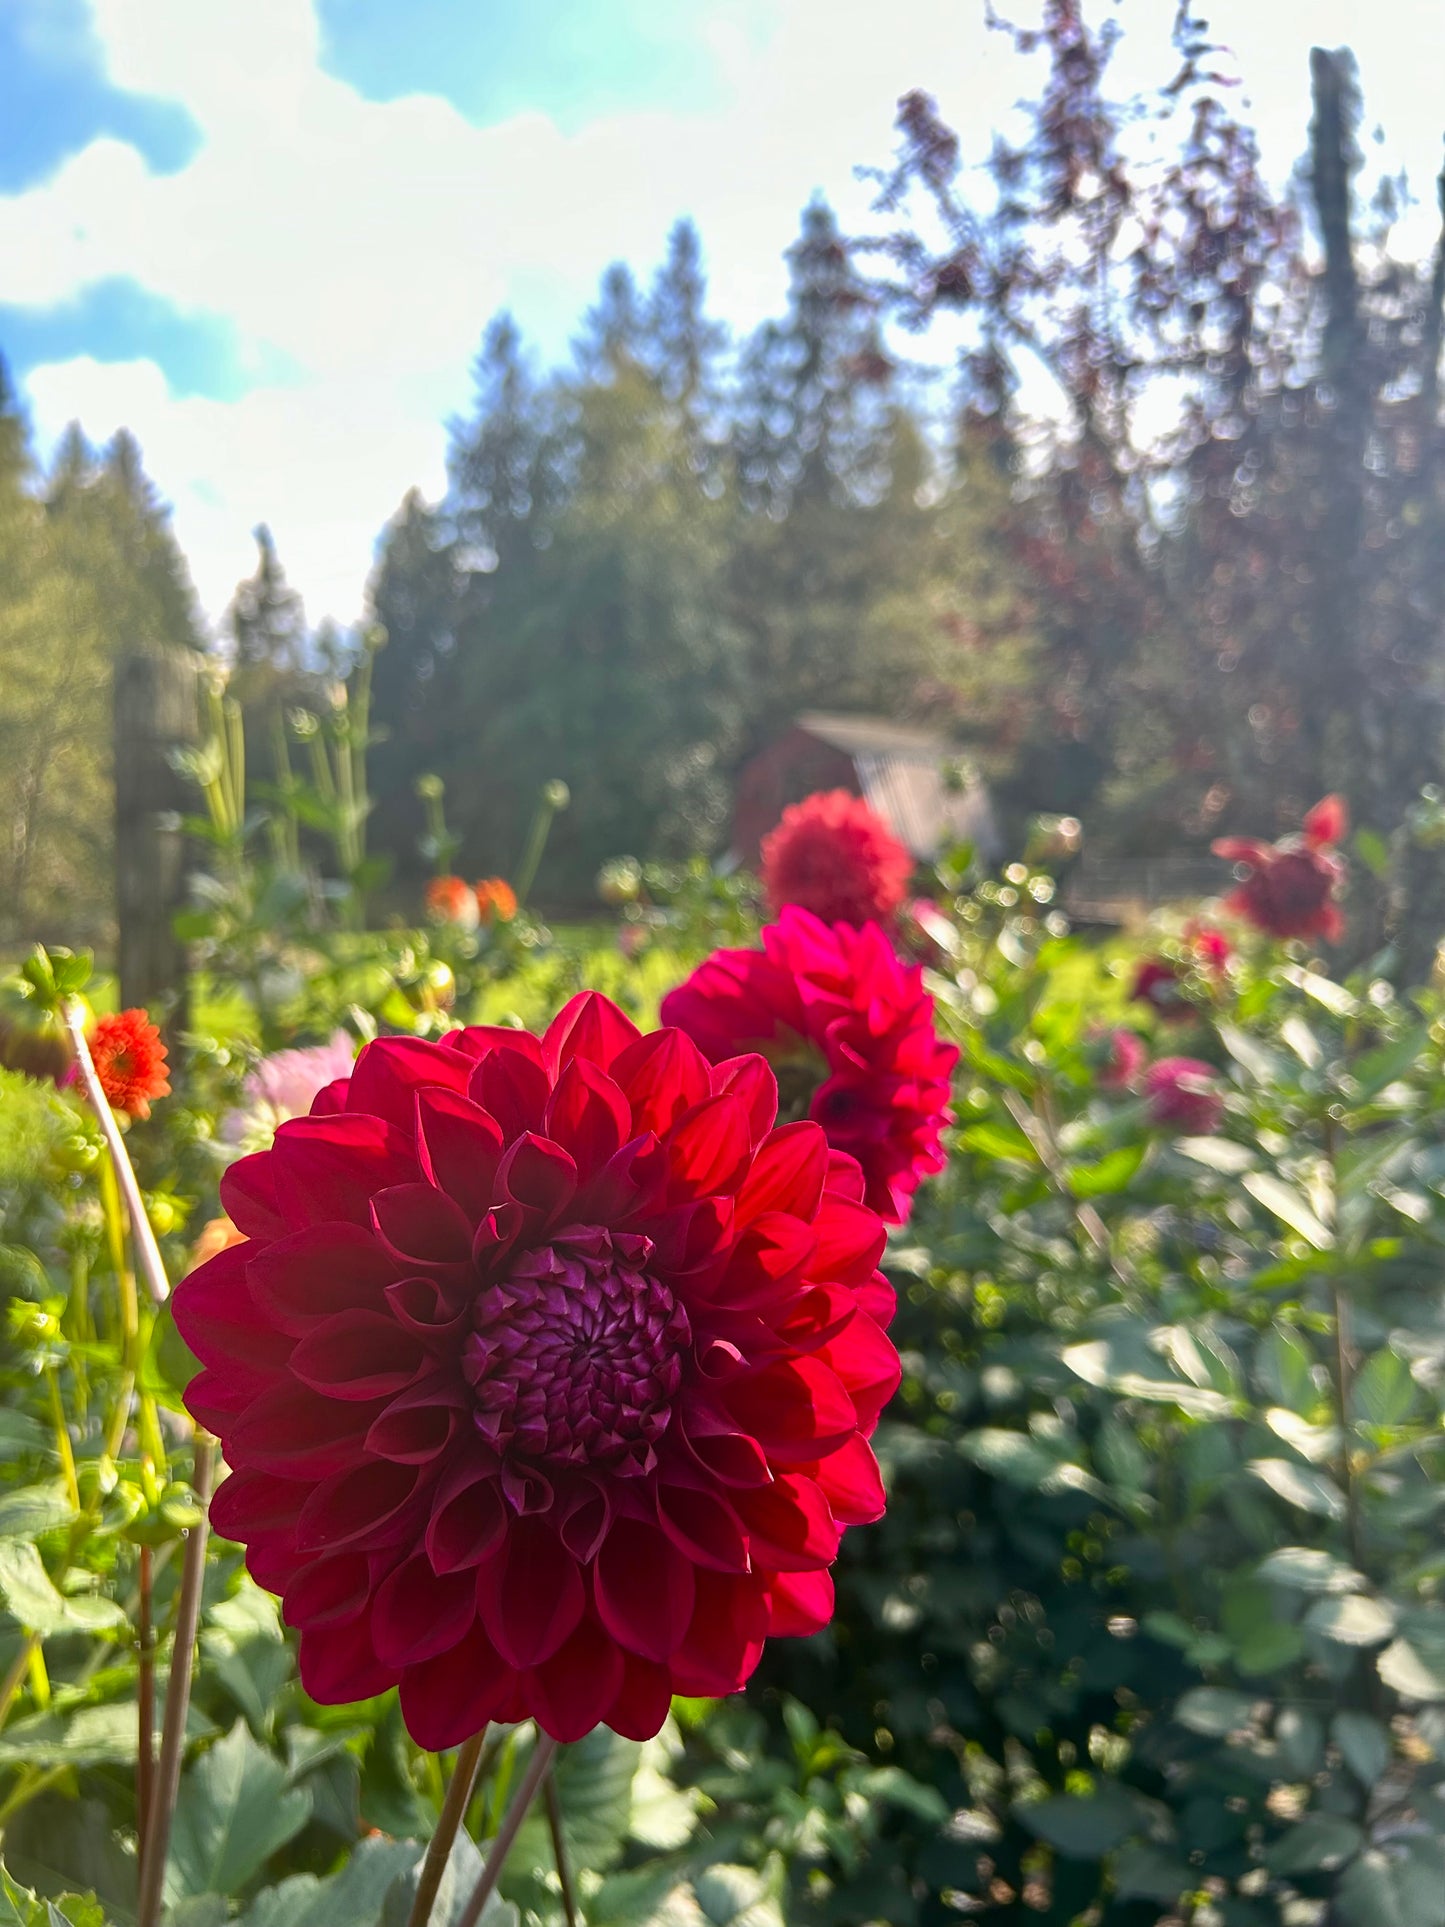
[543,1762,579,1927]
[1322,1116,1366,1578]
[137,1543,155,1855]
[0,1761,68,1828]
[136,1436,214,1927]
[43,1364,80,1513]
[456,1730,559,1927]
[0,1635,39,1738]
[405,1729,489,1927]
[513,795,559,906]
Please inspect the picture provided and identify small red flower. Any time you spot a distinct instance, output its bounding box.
[1186,921,1232,972]
[661,907,957,1225]
[1213,796,1348,942]
[88,1010,170,1119]
[1130,958,1190,1021]
[474,878,518,924]
[1094,1028,1146,1091]
[761,791,913,928]
[426,877,480,930]
[174,994,898,1749]
[1145,1057,1224,1135]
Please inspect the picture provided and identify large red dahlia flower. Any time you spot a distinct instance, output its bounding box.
[661,908,957,1225]
[761,790,913,927]
[174,994,898,1750]
[1212,795,1348,943]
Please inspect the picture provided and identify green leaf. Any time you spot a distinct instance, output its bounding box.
[959,1122,1039,1165]
[3,1799,135,1922]
[0,1868,106,1927]
[1248,1457,1346,1519]
[0,1545,123,1637]
[0,1485,75,1542]
[1332,1711,1391,1788]
[1264,1812,1363,1874]
[1257,1546,1365,1593]
[512,1726,640,1881]
[1175,1687,1256,1737]
[238,1838,419,1927]
[856,1766,949,1825]
[1242,1171,1333,1249]
[959,1429,1103,1498]
[1016,1784,1139,1858]
[1217,1022,1280,1084]
[1352,1027,1431,1102]
[1378,1634,1445,1702]
[1110,1845,1191,1906]
[1256,1329,1318,1412]
[1289,969,1358,1018]
[380,1833,516,1927]
[1065,1144,1145,1198]
[1174,1135,1256,1174]
[1354,1348,1418,1427]
[0,1700,212,1770]
[1306,1592,1397,1647]
[1280,1015,1323,1068]
[1061,1334,1236,1418]
[1338,1843,1445,1927]
[167,1719,312,1901]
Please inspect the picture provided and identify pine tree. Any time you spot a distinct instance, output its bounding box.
[227,525,306,690]
[644,220,726,466]
[573,262,644,383]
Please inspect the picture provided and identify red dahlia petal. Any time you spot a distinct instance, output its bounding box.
[664,1095,753,1203]
[767,1567,835,1637]
[373,1552,479,1667]
[723,1356,858,1465]
[542,990,641,1077]
[544,1056,632,1172]
[821,1309,902,1429]
[594,1517,695,1663]
[243,1224,399,1335]
[494,1133,578,1225]
[294,1459,424,1555]
[173,1243,293,1376]
[809,1195,887,1283]
[414,1088,504,1223]
[346,1035,472,1130]
[475,1517,584,1668]
[735,1473,839,1571]
[613,1029,712,1135]
[399,1621,514,1752]
[230,1381,385,1478]
[283,1552,371,1630]
[472,1047,551,1141]
[672,1571,769,1698]
[369,1183,474,1269]
[606,1652,674,1742]
[365,1376,467,1465]
[813,1432,887,1525]
[209,1466,306,1545]
[289,1310,426,1401]
[709,1055,780,1145]
[270,1114,419,1230]
[425,1457,507,1573]
[656,1480,750,1574]
[299,1615,392,1704]
[526,1619,626,1744]
[736,1122,829,1223]
[219,1151,286,1242]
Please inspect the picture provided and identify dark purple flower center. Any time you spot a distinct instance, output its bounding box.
[463,1225,690,1478]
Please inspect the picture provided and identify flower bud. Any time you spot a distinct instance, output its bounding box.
[542,779,571,813]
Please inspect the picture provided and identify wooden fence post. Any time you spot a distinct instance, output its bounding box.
[114,652,198,1024]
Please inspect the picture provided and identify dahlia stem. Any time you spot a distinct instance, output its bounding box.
[405,1728,488,1927]
[543,1760,579,1927]
[136,1436,214,1927]
[136,1544,155,1857]
[62,1000,170,1308]
[456,1729,558,1927]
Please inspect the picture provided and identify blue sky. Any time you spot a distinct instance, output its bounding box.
[1,0,1441,627]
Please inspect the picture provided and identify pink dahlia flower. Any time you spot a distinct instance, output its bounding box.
[662,907,957,1225]
[1146,1057,1225,1135]
[1213,795,1348,942]
[761,790,913,928]
[221,1031,357,1150]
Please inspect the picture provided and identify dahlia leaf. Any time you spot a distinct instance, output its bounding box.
[167,1719,313,1900]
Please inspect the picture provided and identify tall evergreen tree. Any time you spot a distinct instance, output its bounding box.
[227,525,306,692]
[645,219,727,469]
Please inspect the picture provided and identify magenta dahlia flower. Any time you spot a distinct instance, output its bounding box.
[661,908,957,1225]
[175,994,899,1749]
[1146,1057,1225,1135]
[761,790,913,928]
[1213,795,1348,942]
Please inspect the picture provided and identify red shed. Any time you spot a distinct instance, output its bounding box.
[733,712,998,867]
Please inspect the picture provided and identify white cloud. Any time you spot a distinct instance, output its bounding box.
[3,0,1441,627]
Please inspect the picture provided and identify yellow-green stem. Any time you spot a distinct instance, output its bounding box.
[0,1635,39,1737]
[43,1365,80,1513]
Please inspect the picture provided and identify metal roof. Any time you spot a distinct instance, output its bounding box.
[795,711,953,759]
